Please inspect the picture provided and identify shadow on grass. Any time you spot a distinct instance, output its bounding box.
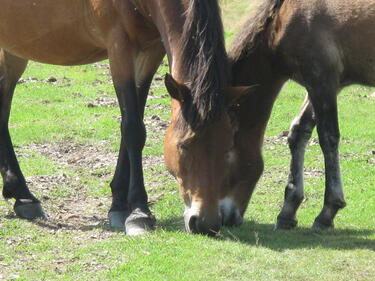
[158,216,375,251]
[4,212,114,232]
[221,220,375,251]
[5,211,374,252]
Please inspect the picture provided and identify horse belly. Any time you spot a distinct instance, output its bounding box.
[0,0,107,65]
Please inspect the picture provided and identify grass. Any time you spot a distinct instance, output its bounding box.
[1,2,375,281]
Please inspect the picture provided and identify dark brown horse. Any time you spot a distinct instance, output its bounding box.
[0,0,248,236]
[227,0,375,230]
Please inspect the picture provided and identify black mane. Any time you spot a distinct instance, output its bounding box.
[179,0,229,131]
[230,0,285,61]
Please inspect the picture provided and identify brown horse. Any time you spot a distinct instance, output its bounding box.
[227,0,375,230]
[0,0,248,236]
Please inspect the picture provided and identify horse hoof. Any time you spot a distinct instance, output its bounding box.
[125,208,155,236]
[274,216,298,230]
[14,200,47,220]
[312,219,334,230]
[108,210,129,229]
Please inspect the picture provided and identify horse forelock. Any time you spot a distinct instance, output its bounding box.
[230,0,285,62]
[179,0,229,131]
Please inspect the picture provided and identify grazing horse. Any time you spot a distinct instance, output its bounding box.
[227,0,375,230]
[0,0,247,236]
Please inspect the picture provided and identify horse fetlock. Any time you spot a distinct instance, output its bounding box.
[284,183,304,205]
[325,198,346,210]
[313,202,343,230]
[108,210,129,229]
[2,181,36,201]
[332,199,346,210]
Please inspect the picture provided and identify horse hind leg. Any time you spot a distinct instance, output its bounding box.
[0,50,45,219]
[275,96,315,230]
[309,87,346,230]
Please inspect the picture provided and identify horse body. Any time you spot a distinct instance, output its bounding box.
[276,0,375,87]
[0,1,107,65]
[229,0,375,229]
[0,0,242,236]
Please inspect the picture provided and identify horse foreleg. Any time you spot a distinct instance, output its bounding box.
[310,89,346,230]
[275,96,315,229]
[108,31,163,235]
[108,69,159,229]
[0,50,45,219]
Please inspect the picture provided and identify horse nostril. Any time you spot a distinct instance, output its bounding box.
[186,213,221,236]
[187,214,199,234]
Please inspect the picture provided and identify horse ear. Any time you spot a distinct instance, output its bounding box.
[225,85,257,107]
[165,74,189,103]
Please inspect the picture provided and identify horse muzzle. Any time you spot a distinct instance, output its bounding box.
[184,207,221,236]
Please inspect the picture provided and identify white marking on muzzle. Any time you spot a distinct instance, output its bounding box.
[184,200,202,217]
[219,197,242,225]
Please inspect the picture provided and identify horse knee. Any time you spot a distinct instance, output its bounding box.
[287,124,312,150]
[122,119,146,150]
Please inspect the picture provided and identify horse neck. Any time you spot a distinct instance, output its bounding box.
[231,46,286,128]
[149,1,185,71]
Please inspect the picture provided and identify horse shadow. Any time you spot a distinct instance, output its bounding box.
[4,212,113,232]
[158,216,375,251]
[5,212,374,252]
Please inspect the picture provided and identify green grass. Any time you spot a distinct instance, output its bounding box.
[1,3,375,280]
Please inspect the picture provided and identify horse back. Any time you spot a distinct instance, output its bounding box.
[0,1,161,66]
[275,0,375,86]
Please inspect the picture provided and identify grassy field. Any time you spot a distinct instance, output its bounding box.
[1,2,375,281]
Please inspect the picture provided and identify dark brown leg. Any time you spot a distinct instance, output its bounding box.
[107,30,165,235]
[275,96,315,229]
[310,89,345,230]
[0,50,45,219]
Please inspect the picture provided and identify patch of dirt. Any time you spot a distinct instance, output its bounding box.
[263,131,288,151]
[17,77,40,84]
[26,174,77,195]
[18,76,72,88]
[25,140,117,173]
[92,62,110,70]
[144,114,169,133]
[0,139,170,252]
[264,131,288,145]
[21,139,168,215]
[87,97,118,108]
[304,167,324,178]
